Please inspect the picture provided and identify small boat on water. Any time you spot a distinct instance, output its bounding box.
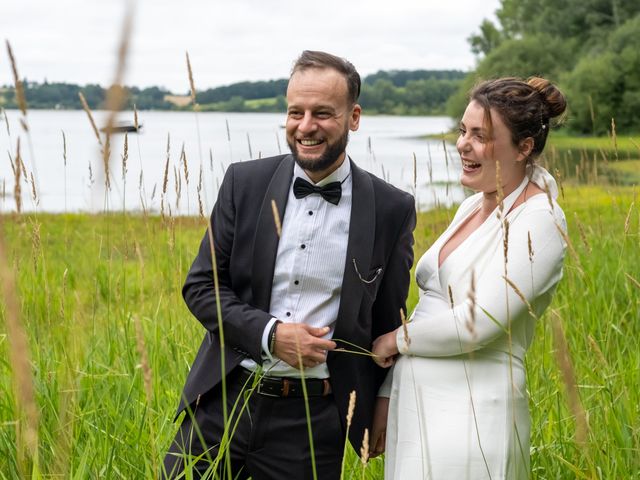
[100,121,143,133]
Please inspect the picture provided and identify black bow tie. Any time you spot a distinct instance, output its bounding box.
[293,177,342,205]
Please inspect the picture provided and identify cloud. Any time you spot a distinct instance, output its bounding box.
[1,0,499,91]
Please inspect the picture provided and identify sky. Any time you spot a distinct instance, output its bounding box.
[2,0,501,93]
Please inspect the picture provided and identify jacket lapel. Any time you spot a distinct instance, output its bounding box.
[251,155,294,311]
[333,159,375,341]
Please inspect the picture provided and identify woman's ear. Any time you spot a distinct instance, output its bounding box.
[517,137,534,162]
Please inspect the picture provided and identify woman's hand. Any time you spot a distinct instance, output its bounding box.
[372,330,400,368]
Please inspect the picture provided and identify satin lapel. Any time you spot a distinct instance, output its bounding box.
[334,160,375,342]
[251,155,294,311]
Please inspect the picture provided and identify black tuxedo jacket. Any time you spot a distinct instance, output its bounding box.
[177,154,415,450]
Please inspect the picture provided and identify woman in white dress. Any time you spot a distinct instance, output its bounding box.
[372,77,568,479]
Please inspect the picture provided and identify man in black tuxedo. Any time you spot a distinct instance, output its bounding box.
[163,50,415,479]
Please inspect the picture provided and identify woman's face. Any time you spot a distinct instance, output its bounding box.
[456,100,529,195]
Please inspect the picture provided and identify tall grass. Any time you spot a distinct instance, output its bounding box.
[0,179,637,478]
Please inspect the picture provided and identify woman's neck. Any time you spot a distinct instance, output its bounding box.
[480,174,527,216]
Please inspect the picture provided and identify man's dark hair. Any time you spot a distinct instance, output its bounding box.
[291,50,361,105]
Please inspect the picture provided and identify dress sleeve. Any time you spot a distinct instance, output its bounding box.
[398,205,566,357]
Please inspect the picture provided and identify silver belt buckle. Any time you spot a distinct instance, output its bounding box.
[256,378,281,397]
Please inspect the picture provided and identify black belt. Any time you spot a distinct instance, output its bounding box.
[239,368,332,398]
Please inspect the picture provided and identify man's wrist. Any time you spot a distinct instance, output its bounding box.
[268,320,281,354]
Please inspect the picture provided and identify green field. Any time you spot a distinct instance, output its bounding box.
[0,179,638,478]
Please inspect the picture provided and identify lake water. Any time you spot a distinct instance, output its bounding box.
[0,110,465,214]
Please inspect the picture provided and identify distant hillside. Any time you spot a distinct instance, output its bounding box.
[0,69,467,115]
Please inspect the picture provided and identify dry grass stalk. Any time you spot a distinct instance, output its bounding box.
[527,231,534,263]
[360,428,370,466]
[6,41,28,118]
[503,275,535,318]
[625,272,640,290]
[412,152,417,195]
[121,133,129,180]
[554,222,582,272]
[0,228,39,465]
[346,390,356,428]
[29,172,38,205]
[197,164,204,219]
[60,268,68,318]
[2,108,10,136]
[271,199,282,237]
[186,51,198,108]
[101,5,133,151]
[448,285,454,308]
[14,139,23,213]
[88,161,94,186]
[502,219,510,266]
[19,153,28,185]
[400,307,411,347]
[554,167,565,199]
[8,151,16,176]
[103,135,112,190]
[572,214,591,252]
[495,158,505,217]
[31,220,41,270]
[181,143,189,186]
[550,310,589,447]
[62,130,67,166]
[162,134,171,195]
[78,92,103,148]
[623,201,634,234]
[466,270,477,337]
[587,335,608,368]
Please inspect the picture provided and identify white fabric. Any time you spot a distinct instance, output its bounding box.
[385,168,567,479]
[240,157,352,378]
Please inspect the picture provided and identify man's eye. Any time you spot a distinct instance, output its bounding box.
[458,128,466,135]
[288,111,302,119]
[316,112,332,119]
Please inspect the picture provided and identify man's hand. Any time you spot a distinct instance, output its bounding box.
[370,396,390,458]
[273,324,337,369]
[372,330,399,368]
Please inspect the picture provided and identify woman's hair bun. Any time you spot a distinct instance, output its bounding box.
[527,77,567,119]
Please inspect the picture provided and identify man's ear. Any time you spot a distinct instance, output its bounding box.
[517,137,534,162]
[350,104,362,132]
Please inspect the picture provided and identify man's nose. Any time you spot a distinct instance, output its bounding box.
[298,112,317,134]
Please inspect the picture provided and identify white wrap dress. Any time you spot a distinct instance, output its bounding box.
[384,166,567,479]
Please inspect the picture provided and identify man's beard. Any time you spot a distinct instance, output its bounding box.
[288,129,349,173]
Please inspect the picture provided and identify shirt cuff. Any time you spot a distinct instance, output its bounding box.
[261,317,279,362]
[396,326,410,355]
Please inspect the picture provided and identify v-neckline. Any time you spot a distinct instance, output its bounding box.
[436,175,532,271]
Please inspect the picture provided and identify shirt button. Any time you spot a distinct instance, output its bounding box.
[301,244,306,249]
[286,312,291,317]
[308,211,313,216]
[294,280,299,285]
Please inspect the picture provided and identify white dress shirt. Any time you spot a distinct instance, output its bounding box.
[240,156,352,378]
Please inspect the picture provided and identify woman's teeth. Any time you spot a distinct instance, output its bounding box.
[463,160,481,169]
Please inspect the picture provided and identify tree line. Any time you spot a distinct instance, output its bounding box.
[451,0,640,134]
[0,70,465,116]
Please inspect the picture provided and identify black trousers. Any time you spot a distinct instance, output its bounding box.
[163,368,345,479]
